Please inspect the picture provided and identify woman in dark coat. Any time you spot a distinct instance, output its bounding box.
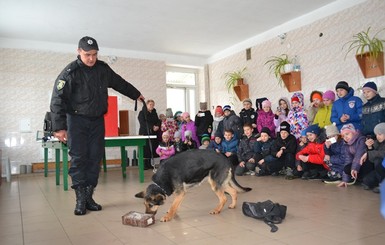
[138,99,160,169]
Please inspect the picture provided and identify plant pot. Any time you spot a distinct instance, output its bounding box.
[355,52,384,78]
[280,71,301,92]
[234,84,249,101]
[283,64,294,73]
[236,78,244,86]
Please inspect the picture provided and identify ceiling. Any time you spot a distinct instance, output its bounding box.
[0,0,362,63]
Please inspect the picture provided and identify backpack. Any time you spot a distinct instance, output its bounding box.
[242,200,287,232]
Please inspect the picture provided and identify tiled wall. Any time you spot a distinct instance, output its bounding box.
[208,0,385,112]
[0,49,167,172]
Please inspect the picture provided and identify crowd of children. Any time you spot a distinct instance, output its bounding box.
[145,80,385,194]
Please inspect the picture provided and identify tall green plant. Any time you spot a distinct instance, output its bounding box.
[264,54,291,87]
[344,27,385,59]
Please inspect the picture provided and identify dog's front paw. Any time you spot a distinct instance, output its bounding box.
[209,209,221,215]
[228,204,236,209]
[160,215,173,222]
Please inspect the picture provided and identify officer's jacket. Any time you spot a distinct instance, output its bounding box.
[50,57,141,131]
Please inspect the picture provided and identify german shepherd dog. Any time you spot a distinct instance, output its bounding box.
[135,149,252,222]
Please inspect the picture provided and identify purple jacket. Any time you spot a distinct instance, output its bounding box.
[156,142,175,161]
[256,109,275,138]
[181,120,200,147]
[342,134,366,182]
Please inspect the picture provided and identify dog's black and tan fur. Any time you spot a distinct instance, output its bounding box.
[135,149,251,222]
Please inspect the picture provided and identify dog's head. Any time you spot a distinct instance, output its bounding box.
[135,184,166,215]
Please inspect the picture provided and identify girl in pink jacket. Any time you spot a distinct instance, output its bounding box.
[156,131,175,163]
[256,100,276,138]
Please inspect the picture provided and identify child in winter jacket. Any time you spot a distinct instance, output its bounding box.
[306,90,323,125]
[361,122,385,192]
[337,123,366,188]
[173,131,183,154]
[181,112,200,147]
[208,133,222,153]
[239,98,258,133]
[235,124,258,176]
[323,123,345,183]
[253,127,277,176]
[296,124,329,180]
[156,131,175,163]
[211,105,224,139]
[182,130,197,151]
[314,90,335,128]
[273,97,290,136]
[331,81,363,131]
[361,82,385,137]
[195,102,213,143]
[256,99,275,138]
[221,129,239,168]
[287,92,309,139]
[270,121,298,179]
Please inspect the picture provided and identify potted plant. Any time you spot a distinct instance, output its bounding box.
[223,67,250,101]
[343,27,385,78]
[264,54,301,92]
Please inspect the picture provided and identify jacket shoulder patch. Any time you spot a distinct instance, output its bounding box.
[57,80,66,90]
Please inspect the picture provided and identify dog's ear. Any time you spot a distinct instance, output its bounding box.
[153,194,166,205]
[135,191,145,198]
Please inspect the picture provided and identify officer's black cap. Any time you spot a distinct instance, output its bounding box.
[78,36,99,51]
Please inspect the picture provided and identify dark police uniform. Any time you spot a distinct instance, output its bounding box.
[50,57,141,188]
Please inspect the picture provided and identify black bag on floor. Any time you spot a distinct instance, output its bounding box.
[242,200,287,232]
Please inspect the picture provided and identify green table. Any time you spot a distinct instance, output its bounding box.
[42,135,156,191]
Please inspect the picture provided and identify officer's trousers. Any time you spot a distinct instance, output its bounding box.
[67,114,104,188]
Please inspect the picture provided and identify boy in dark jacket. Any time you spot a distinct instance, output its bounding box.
[235,124,258,176]
[239,98,258,133]
[254,127,276,176]
[361,82,385,137]
[270,121,298,179]
[362,123,385,192]
[323,123,345,183]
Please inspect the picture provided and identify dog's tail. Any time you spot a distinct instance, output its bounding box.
[230,169,252,192]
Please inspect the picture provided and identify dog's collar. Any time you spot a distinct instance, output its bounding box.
[152,181,168,196]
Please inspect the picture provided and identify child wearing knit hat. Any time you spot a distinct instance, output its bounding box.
[199,134,211,149]
[254,127,277,176]
[337,123,366,188]
[287,92,309,139]
[313,90,336,128]
[173,131,183,154]
[361,81,385,136]
[361,122,385,192]
[182,130,197,150]
[269,121,298,179]
[212,105,225,139]
[256,99,275,138]
[307,91,323,124]
[180,112,200,147]
[323,123,345,183]
[331,81,363,131]
[239,98,257,133]
[296,124,329,180]
[155,131,175,163]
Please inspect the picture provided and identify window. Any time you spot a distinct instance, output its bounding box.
[166,68,197,116]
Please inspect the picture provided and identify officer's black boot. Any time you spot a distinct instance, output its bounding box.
[74,186,87,215]
[85,185,102,211]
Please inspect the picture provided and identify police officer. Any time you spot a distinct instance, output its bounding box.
[50,36,145,215]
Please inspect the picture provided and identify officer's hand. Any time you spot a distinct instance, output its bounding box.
[54,130,67,143]
[138,94,145,102]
